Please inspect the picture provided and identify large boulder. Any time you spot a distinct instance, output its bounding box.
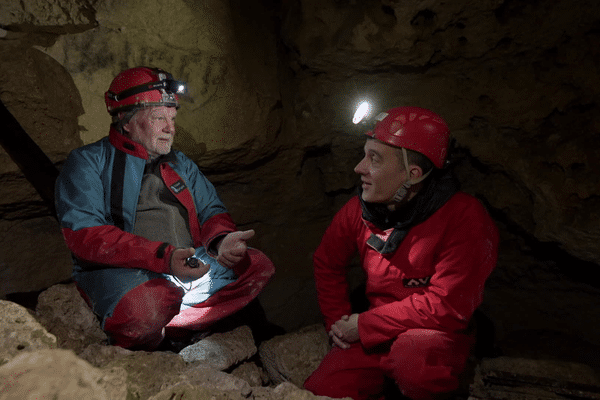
[0,348,129,400]
[0,300,57,366]
[179,325,257,369]
[35,282,107,354]
[259,324,330,387]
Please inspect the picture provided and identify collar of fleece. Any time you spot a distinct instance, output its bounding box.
[359,168,460,254]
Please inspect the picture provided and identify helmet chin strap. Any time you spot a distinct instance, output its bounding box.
[391,148,432,203]
[112,109,139,133]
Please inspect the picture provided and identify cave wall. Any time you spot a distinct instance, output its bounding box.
[1,0,599,345]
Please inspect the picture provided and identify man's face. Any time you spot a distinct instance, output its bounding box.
[354,138,407,204]
[123,106,177,158]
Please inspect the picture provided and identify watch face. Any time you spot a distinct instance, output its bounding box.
[185,257,199,268]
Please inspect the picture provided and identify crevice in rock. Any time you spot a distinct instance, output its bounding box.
[451,145,600,288]
[479,187,599,290]
[299,144,332,172]
[0,201,54,221]
[4,278,73,310]
[494,0,542,25]
[410,9,437,27]
[198,148,281,176]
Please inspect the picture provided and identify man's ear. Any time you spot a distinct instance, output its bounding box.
[409,165,423,180]
[118,112,130,133]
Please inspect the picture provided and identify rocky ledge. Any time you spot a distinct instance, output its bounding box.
[0,283,344,400]
[2,283,600,400]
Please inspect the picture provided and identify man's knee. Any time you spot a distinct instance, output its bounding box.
[104,278,184,350]
[382,329,474,400]
[304,345,386,400]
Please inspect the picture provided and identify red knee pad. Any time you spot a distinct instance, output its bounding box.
[104,278,184,350]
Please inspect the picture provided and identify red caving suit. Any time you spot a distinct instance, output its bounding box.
[305,192,499,400]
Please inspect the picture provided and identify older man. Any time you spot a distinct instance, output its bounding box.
[55,66,274,350]
[304,106,499,400]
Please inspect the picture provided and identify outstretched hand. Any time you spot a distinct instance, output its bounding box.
[217,230,255,268]
[170,247,209,282]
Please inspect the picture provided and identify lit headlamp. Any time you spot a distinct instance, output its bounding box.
[353,101,371,124]
[106,79,188,102]
[352,100,387,128]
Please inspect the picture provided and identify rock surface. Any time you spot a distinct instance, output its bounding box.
[0,0,96,29]
[259,324,330,387]
[2,289,600,399]
[0,348,124,400]
[179,325,257,369]
[0,293,345,399]
[469,356,600,400]
[0,300,57,366]
[231,361,269,387]
[35,282,107,354]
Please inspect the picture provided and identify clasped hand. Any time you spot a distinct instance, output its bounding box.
[329,313,360,349]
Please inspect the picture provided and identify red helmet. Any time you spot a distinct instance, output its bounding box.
[366,106,450,168]
[104,67,186,115]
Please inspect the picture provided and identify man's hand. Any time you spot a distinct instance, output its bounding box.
[170,247,209,282]
[329,314,360,349]
[217,230,255,268]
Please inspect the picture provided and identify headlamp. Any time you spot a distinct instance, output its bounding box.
[352,100,388,129]
[353,101,371,124]
[106,79,188,102]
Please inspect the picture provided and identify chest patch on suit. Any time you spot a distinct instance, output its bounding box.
[403,276,431,288]
[170,180,187,194]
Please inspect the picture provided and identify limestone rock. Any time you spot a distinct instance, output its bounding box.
[0,46,84,175]
[147,382,247,400]
[0,0,96,29]
[41,0,281,160]
[0,216,72,299]
[151,377,347,400]
[230,361,269,387]
[96,365,131,400]
[470,357,600,400]
[259,324,330,387]
[103,350,189,400]
[78,343,133,368]
[178,364,253,398]
[0,300,57,366]
[475,357,600,387]
[271,382,352,400]
[0,349,120,400]
[251,381,352,400]
[0,42,82,298]
[179,325,257,369]
[35,282,107,354]
[79,344,256,399]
